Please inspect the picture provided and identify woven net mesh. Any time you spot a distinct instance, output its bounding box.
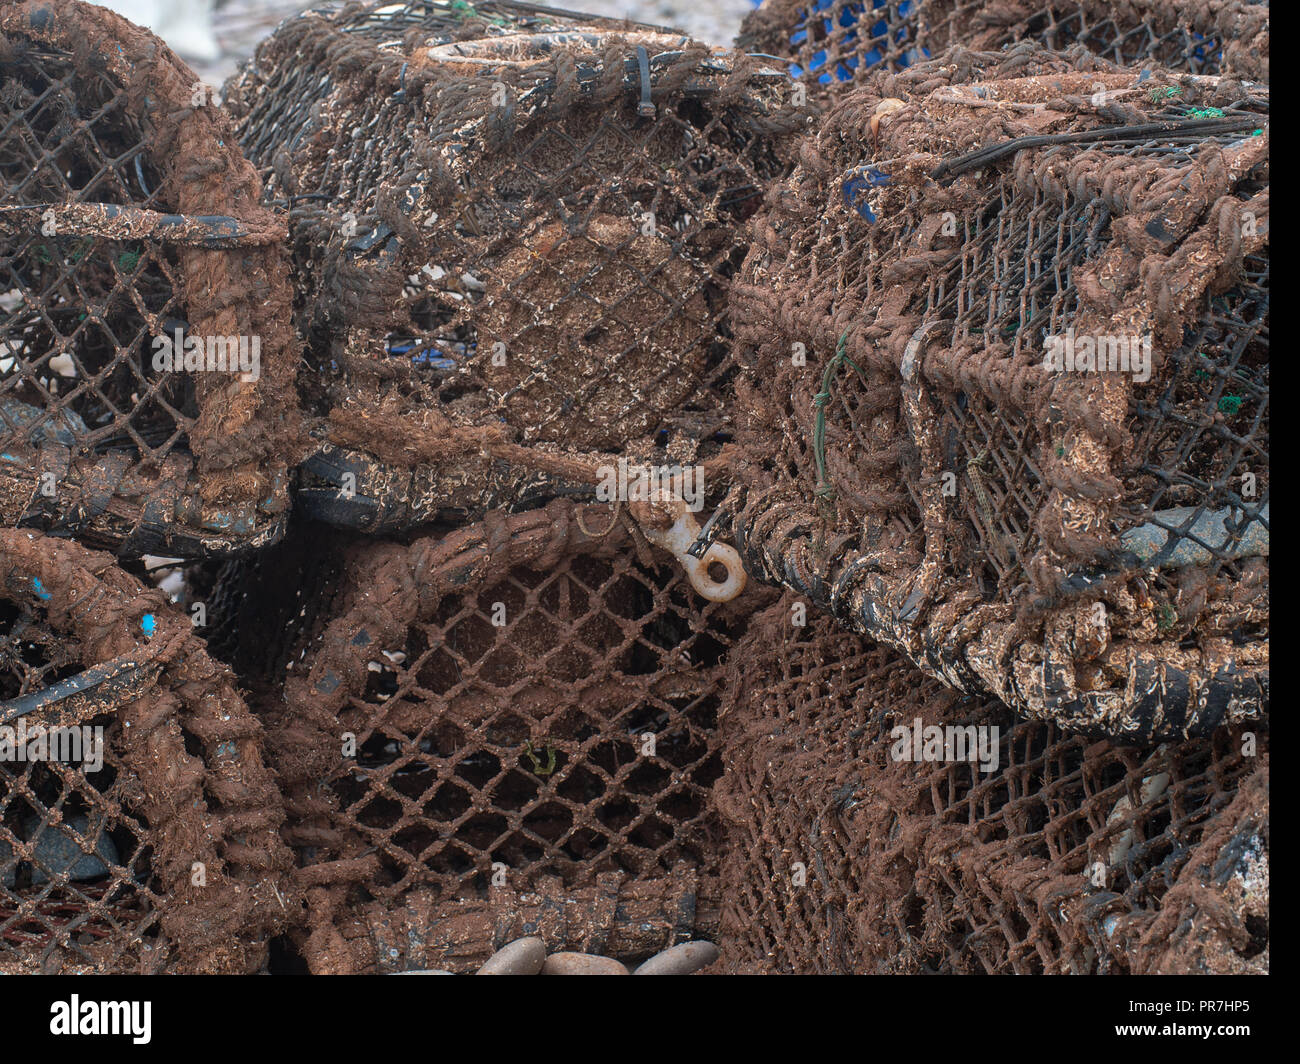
[0,529,292,973]
[738,0,1269,101]
[715,599,1268,974]
[0,0,302,555]
[231,500,773,972]
[222,0,804,531]
[728,47,1267,739]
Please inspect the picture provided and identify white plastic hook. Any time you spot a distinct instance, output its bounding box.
[639,493,747,603]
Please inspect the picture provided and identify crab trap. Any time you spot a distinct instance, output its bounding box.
[210,500,774,972]
[725,46,1268,741]
[0,529,293,973]
[738,0,1269,101]
[222,0,804,533]
[714,598,1268,974]
[0,0,305,556]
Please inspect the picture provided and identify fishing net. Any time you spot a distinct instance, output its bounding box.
[0,529,293,973]
[222,0,804,532]
[727,47,1268,740]
[241,498,772,972]
[714,598,1268,974]
[0,0,303,556]
[738,0,1269,100]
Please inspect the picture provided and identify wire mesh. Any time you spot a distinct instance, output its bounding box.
[727,47,1268,739]
[0,0,303,556]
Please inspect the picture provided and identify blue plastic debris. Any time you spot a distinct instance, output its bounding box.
[842,166,891,222]
[141,613,157,637]
[32,577,52,601]
[387,340,463,372]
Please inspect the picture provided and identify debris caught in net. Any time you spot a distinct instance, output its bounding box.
[714,598,1268,974]
[0,529,293,973]
[223,0,804,531]
[738,0,1269,101]
[235,499,773,972]
[0,0,303,556]
[728,46,1268,739]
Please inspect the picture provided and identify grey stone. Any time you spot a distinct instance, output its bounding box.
[634,940,720,975]
[477,936,546,975]
[25,814,118,885]
[541,952,630,975]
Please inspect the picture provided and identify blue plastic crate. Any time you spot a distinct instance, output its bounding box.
[757,0,929,84]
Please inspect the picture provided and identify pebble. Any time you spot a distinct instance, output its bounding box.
[634,941,720,975]
[541,952,630,975]
[477,936,546,975]
[25,815,119,885]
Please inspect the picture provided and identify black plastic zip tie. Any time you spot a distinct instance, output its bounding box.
[636,45,655,118]
[930,114,1264,184]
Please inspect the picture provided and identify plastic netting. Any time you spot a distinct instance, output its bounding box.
[727,47,1268,740]
[0,0,303,556]
[234,499,773,972]
[222,0,804,531]
[715,598,1268,974]
[0,529,293,973]
[737,0,1269,100]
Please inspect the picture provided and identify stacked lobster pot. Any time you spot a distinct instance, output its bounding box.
[718,3,1269,978]
[0,529,293,973]
[738,0,1269,100]
[728,45,1268,742]
[206,0,804,973]
[714,598,1268,974]
[223,0,804,534]
[201,501,773,973]
[0,0,303,556]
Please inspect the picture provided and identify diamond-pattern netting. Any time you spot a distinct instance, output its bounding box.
[729,47,1268,739]
[245,500,774,971]
[223,0,802,529]
[737,0,1268,101]
[715,600,1269,974]
[333,555,724,892]
[0,528,293,973]
[1,0,301,555]
[0,592,165,973]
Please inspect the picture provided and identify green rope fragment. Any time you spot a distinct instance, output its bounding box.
[812,329,868,504]
[1147,86,1182,102]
